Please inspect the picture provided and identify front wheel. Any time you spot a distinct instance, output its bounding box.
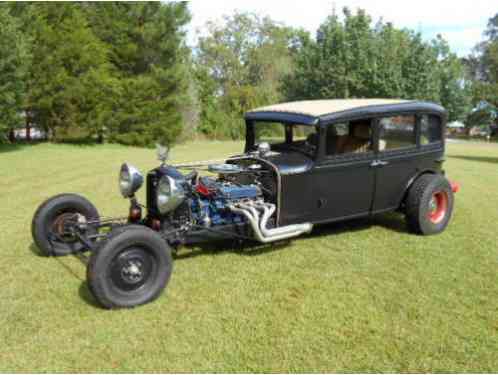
[87,226,173,309]
[31,194,99,256]
[405,174,454,235]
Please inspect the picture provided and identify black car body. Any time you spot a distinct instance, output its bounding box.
[243,99,448,226]
[32,99,459,308]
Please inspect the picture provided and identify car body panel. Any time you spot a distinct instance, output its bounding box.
[245,100,447,226]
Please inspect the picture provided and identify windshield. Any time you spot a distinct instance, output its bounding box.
[253,121,318,157]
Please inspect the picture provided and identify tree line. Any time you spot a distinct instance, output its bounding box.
[0,3,497,146]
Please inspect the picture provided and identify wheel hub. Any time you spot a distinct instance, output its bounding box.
[121,260,144,284]
[110,247,154,292]
[429,197,437,212]
[51,212,78,242]
[428,191,448,224]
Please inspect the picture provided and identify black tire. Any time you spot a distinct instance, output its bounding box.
[87,226,173,309]
[31,193,99,256]
[405,174,454,235]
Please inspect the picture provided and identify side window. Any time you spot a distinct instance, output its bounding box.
[379,115,416,151]
[420,115,442,145]
[326,119,373,156]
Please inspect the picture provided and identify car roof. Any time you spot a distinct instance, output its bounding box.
[245,99,446,125]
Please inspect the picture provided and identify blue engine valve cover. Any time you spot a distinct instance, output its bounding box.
[219,184,261,200]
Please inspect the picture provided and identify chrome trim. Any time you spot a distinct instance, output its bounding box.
[119,163,144,198]
[228,201,312,243]
[157,175,186,214]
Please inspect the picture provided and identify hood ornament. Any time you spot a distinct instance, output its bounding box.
[156,144,169,164]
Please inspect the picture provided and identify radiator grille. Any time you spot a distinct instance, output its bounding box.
[146,170,159,216]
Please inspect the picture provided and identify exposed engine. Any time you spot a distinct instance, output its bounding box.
[190,176,263,227]
[146,159,312,243]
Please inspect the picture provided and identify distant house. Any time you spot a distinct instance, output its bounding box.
[447,120,466,135]
[7,111,48,142]
[13,127,47,140]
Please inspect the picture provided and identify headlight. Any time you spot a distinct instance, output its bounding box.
[119,163,143,198]
[157,175,185,214]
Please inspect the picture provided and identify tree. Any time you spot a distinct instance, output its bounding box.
[25,3,112,140]
[283,7,470,121]
[432,35,472,121]
[466,13,498,108]
[0,6,30,142]
[194,12,306,139]
[84,2,191,147]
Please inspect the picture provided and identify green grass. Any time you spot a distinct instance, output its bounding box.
[1,140,498,372]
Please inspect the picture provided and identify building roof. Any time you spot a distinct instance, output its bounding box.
[447,121,465,128]
[245,99,446,125]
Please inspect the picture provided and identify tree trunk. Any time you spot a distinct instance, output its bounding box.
[26,123,31,142]
[26,115,31,142]
[8,128,15,143]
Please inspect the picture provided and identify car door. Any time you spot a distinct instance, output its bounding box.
[371,114,420,212]
[311,120,376,223]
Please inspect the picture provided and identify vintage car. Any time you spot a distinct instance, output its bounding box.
[31,99,459,309]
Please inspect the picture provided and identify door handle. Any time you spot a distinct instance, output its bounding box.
[370,160,389,167]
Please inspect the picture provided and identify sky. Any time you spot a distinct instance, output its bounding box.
[186,0,497,57]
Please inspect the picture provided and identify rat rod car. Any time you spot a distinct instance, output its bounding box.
[32,99,459,309]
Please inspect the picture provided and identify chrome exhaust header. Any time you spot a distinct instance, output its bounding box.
[228,201,312,243]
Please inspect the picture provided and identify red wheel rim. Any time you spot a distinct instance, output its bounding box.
[428,191,448,224]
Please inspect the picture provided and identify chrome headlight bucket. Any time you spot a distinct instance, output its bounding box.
[119,163,144,198]
[157,175,186,214]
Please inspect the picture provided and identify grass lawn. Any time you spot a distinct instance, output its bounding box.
[1,140,498,372]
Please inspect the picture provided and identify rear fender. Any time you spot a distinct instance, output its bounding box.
[398,170,437,209]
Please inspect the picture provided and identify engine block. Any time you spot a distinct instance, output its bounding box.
[191,177,262,226]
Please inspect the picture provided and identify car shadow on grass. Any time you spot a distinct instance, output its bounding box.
[30,212,409,308]
[78,282,102,308]
[176,211,408,260]
[448,155,498,164]
[29,243,44,256]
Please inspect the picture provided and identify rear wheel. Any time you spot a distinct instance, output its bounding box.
[31,194,99,256]
[87,226,173,309]
[405,174,454,235]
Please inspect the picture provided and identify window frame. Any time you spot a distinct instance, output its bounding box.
[316,111,445,162]
[418,113,444,147]
[247,120,320,159]
[320,118,376,163]
[376,114,418,153]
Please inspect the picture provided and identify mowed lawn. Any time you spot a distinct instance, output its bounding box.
[1,140,498,372]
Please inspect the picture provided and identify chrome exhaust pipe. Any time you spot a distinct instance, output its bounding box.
[238,202,311,237]
[255,202,312,237]
[229,202,312,243]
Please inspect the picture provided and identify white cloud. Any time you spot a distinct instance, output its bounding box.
[186,0,496,56]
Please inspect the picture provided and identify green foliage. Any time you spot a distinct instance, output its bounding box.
[432,36,472,121]
[194,12,306,139]
[85,2,191,147]
[1,4,492,143]
[0,6,31,141]
[283,8,470,121]
[25,3,111,138]
[4,2,190,147]
[467,13,498,109]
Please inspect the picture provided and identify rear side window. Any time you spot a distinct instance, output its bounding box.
[420,115,442,145]
[379,115,416,150]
